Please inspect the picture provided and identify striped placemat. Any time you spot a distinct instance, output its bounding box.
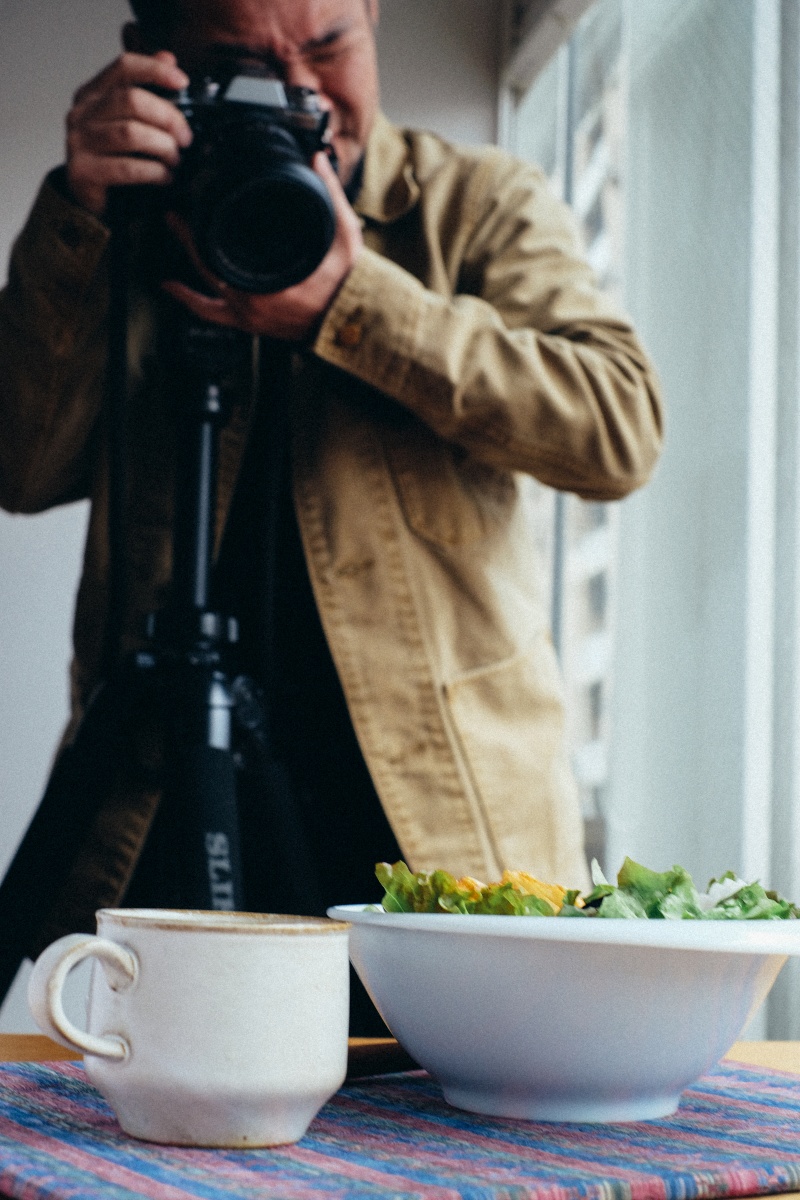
[1,1059,800,1199]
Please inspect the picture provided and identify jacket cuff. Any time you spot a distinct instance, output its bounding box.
[13,169,110,301]
[312,247,428,398]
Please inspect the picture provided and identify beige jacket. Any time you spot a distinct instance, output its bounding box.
[0,114,663,941]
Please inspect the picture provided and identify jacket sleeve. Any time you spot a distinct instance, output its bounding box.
[0,173,110,514]
[312,149,663,501]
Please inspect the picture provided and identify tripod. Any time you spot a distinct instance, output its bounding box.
[132,314,250,912]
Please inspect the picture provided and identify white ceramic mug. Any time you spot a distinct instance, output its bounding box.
[28,908,351,1147]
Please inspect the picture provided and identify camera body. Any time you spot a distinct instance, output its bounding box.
[162,71,337,293]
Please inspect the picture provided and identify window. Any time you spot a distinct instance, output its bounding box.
[505,0,800,1039]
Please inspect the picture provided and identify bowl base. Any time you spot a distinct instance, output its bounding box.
[441,1084,682,1124]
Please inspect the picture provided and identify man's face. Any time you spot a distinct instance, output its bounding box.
[165,0,380,189]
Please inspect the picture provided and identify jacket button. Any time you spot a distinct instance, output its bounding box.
[337,320,363,348]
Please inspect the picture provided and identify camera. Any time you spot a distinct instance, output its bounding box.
[158,71,337,294]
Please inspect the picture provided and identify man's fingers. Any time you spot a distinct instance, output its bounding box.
[66,51,193,215]
[70,120,184,168]
[314,152,349,206]
[151,50,182,69]
[70,83,192,149]
[314,150,361,215]
[161,281,240,328]
[73,51,188,107]
[313,152,363,247]
[70,153,175,196]
[114,50,189,96]
[80,86,192,142]
[66,117,183,208]
[69,52,191,153]
[162,279,299,339]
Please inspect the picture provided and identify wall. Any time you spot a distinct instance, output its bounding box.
[0,0,129,986]
[0,0,504,1029]
[377,0,501,144]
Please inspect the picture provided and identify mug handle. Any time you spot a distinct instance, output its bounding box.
[27,933,138,1060]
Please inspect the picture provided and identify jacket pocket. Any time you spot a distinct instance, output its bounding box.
[442,633,583,882]
[386,420,516,548]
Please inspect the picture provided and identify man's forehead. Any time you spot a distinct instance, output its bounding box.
[171,0,368,45]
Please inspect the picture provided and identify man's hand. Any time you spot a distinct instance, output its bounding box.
[161,153,364,342]
[66,51,192,218]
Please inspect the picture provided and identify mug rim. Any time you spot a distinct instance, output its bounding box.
[97,909,351,935]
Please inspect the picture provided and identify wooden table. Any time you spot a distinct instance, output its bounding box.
[0,1033,419,1076]
[3,1032,798,1072]
[1,1036,799,1197]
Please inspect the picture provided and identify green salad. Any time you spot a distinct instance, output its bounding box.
[375,858,800,920]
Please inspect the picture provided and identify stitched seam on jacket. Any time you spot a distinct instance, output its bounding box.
[376,439,505,876]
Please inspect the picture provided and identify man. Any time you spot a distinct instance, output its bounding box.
[0,0,662,1026]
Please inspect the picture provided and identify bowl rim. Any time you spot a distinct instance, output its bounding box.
[327,904,800,955]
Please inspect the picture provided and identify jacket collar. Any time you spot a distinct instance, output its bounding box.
[354,112,420,224]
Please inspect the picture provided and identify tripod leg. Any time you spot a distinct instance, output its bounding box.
[142,656,245,912]
[167,743,243,910]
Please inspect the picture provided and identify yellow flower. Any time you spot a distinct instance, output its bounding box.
[500,870,568,914]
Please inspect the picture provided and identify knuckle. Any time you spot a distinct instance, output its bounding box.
[116,159,145,185]
[119,121,144,152]
[127,88,149,119]
[108,122,131,153]
[67,162,86,190]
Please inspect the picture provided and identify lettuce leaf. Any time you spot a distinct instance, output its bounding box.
[375,858,800,919]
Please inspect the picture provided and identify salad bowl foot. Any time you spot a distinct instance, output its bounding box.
[440,1084,682,1124]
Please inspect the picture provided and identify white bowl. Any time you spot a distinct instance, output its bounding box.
[328,905,800,1123]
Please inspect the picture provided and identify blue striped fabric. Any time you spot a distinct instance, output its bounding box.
[1,1060,800,1199]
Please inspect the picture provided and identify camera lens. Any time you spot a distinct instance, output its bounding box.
[187,119,337,293]
[205,164,336,293]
